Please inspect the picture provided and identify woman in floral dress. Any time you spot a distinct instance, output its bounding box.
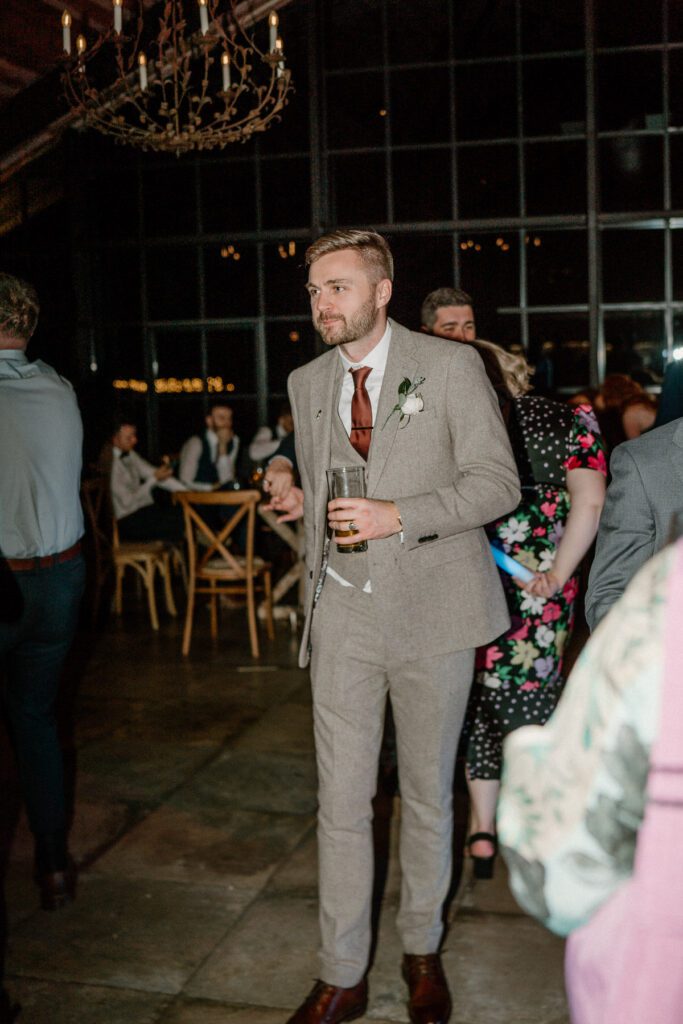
[463,343,608,875]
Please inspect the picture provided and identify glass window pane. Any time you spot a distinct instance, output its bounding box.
[457,232,520,327]
[98,248,142,322]
[670,230,683,300]
[456,62,517,141]
[204,243,258,318]
[267,323,317,395]
[527,316,590,391]
[105,327,146,381]
[523,58,586,137]
[454,1,516,59]
[390,68,452,146]
[154,330,202,380]
[201,160,256,234]
[206,328,257,394]
[597,0,663,46]
[597,52,663,132]
[527,230,588,306]
[599,137,664,213]
[457,144,518,219]
[521,0,584,53]
[323,0,383,71]
[670,136,683,209]
[89,168,139,240]
[385,234,455,330]
[258,6,310,155]
[147,248,199,320]
[604,312,666,382]
[158,399,206,459]
[264,241,309,316]
[329,153,388,225]
[525,141,587,215]
[392,149,452,223]
[667,51,683,128]
[387,0,450,63]
[326,72,385,149]
[602,229,664,303]
[260,158,310,230]
[142,161,196,237]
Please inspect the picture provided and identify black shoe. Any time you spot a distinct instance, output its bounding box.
[466,832,498,880]
[37,862,77,911]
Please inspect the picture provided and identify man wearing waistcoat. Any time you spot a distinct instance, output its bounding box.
[179,402,242,490]
[283,230,520,1024]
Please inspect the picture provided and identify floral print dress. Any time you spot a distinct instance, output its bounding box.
[465,400,607,780]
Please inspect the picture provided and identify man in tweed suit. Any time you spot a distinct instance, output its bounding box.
[585,417,683,630]
[281,231,520,1024]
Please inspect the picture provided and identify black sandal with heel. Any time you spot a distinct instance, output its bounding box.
[466,832,498,879]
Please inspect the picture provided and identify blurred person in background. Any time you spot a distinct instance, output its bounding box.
[461,342,607,878]
[620,392,657,440]
[0,273,85,937]
[498,538,683,1024]
[594,373,644,452]
[420,286,477,342]
[248,402,293,464]
[585,416,683,630]
[179,401,243,490]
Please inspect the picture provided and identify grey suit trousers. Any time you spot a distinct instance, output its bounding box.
[309,578,475,987]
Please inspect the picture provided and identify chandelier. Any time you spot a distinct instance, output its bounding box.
[59,1,293,154]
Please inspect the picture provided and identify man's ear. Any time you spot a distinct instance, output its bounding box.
[376,278,393,309]
[420,325,430,334]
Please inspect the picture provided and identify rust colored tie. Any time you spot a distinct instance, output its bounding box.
[349,366,373,460]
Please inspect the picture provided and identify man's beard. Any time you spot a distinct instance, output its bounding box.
[315,291,378,347]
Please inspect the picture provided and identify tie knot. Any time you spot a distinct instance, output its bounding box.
[350,366,372,390]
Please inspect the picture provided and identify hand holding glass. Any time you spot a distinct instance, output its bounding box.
[327,466,368,553]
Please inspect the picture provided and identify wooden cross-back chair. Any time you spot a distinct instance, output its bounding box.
[175,490,274,658]
[110,513,179,631]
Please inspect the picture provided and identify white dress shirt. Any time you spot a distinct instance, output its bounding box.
[0,349,84,558]
[110,447,186,521]
[249,422,289,463]
[337,320,392,433]
[179,429,240,491]
[327,320,393,593]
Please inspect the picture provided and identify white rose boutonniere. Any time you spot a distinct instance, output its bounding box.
[383,375,426,428]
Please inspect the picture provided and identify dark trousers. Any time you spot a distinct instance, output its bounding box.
[0,555,85,868]
[117,501,185,543]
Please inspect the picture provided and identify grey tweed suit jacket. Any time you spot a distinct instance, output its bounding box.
[585,417,683,630]
[287,320,521,669]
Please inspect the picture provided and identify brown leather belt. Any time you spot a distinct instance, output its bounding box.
[3,540,83,572]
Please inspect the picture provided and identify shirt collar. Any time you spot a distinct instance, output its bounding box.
[206,428,218,445]
[338,319,392,374]
[0,349,28,363]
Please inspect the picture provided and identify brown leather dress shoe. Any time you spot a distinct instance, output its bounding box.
[285,978,368,1024]
[402,954,451,1024]
[37,864,76,911]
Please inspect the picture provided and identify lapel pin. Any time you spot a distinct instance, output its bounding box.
[316,409,322,419]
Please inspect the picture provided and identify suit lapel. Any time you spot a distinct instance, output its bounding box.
[670,419,683,489]
[367,322,420,496]
[309,352,343,527]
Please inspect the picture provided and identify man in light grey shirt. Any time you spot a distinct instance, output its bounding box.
[0,273,85,938]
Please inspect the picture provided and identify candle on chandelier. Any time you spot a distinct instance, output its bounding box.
[268,10,278,52]
[61,10,72,54]
[113,0,123,34]
[76,33,87,56]
[198,0,209,35]
[275,36,284,77]
[221,52,231,91]
[138,51,148,90]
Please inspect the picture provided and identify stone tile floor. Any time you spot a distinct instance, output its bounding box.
[1,596,570,1023]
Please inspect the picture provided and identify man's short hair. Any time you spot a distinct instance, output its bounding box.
[420,287,474,329]
[0,273,40,342]
[208,400,232,414]
[305,229,394,283]
[111,415,136,437]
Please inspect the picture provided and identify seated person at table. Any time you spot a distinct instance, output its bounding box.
[248,402,294,464]
[179,402,243,490]
[104,419,186,542]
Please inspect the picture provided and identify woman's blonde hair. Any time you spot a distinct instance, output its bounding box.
[475,338,534,397]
